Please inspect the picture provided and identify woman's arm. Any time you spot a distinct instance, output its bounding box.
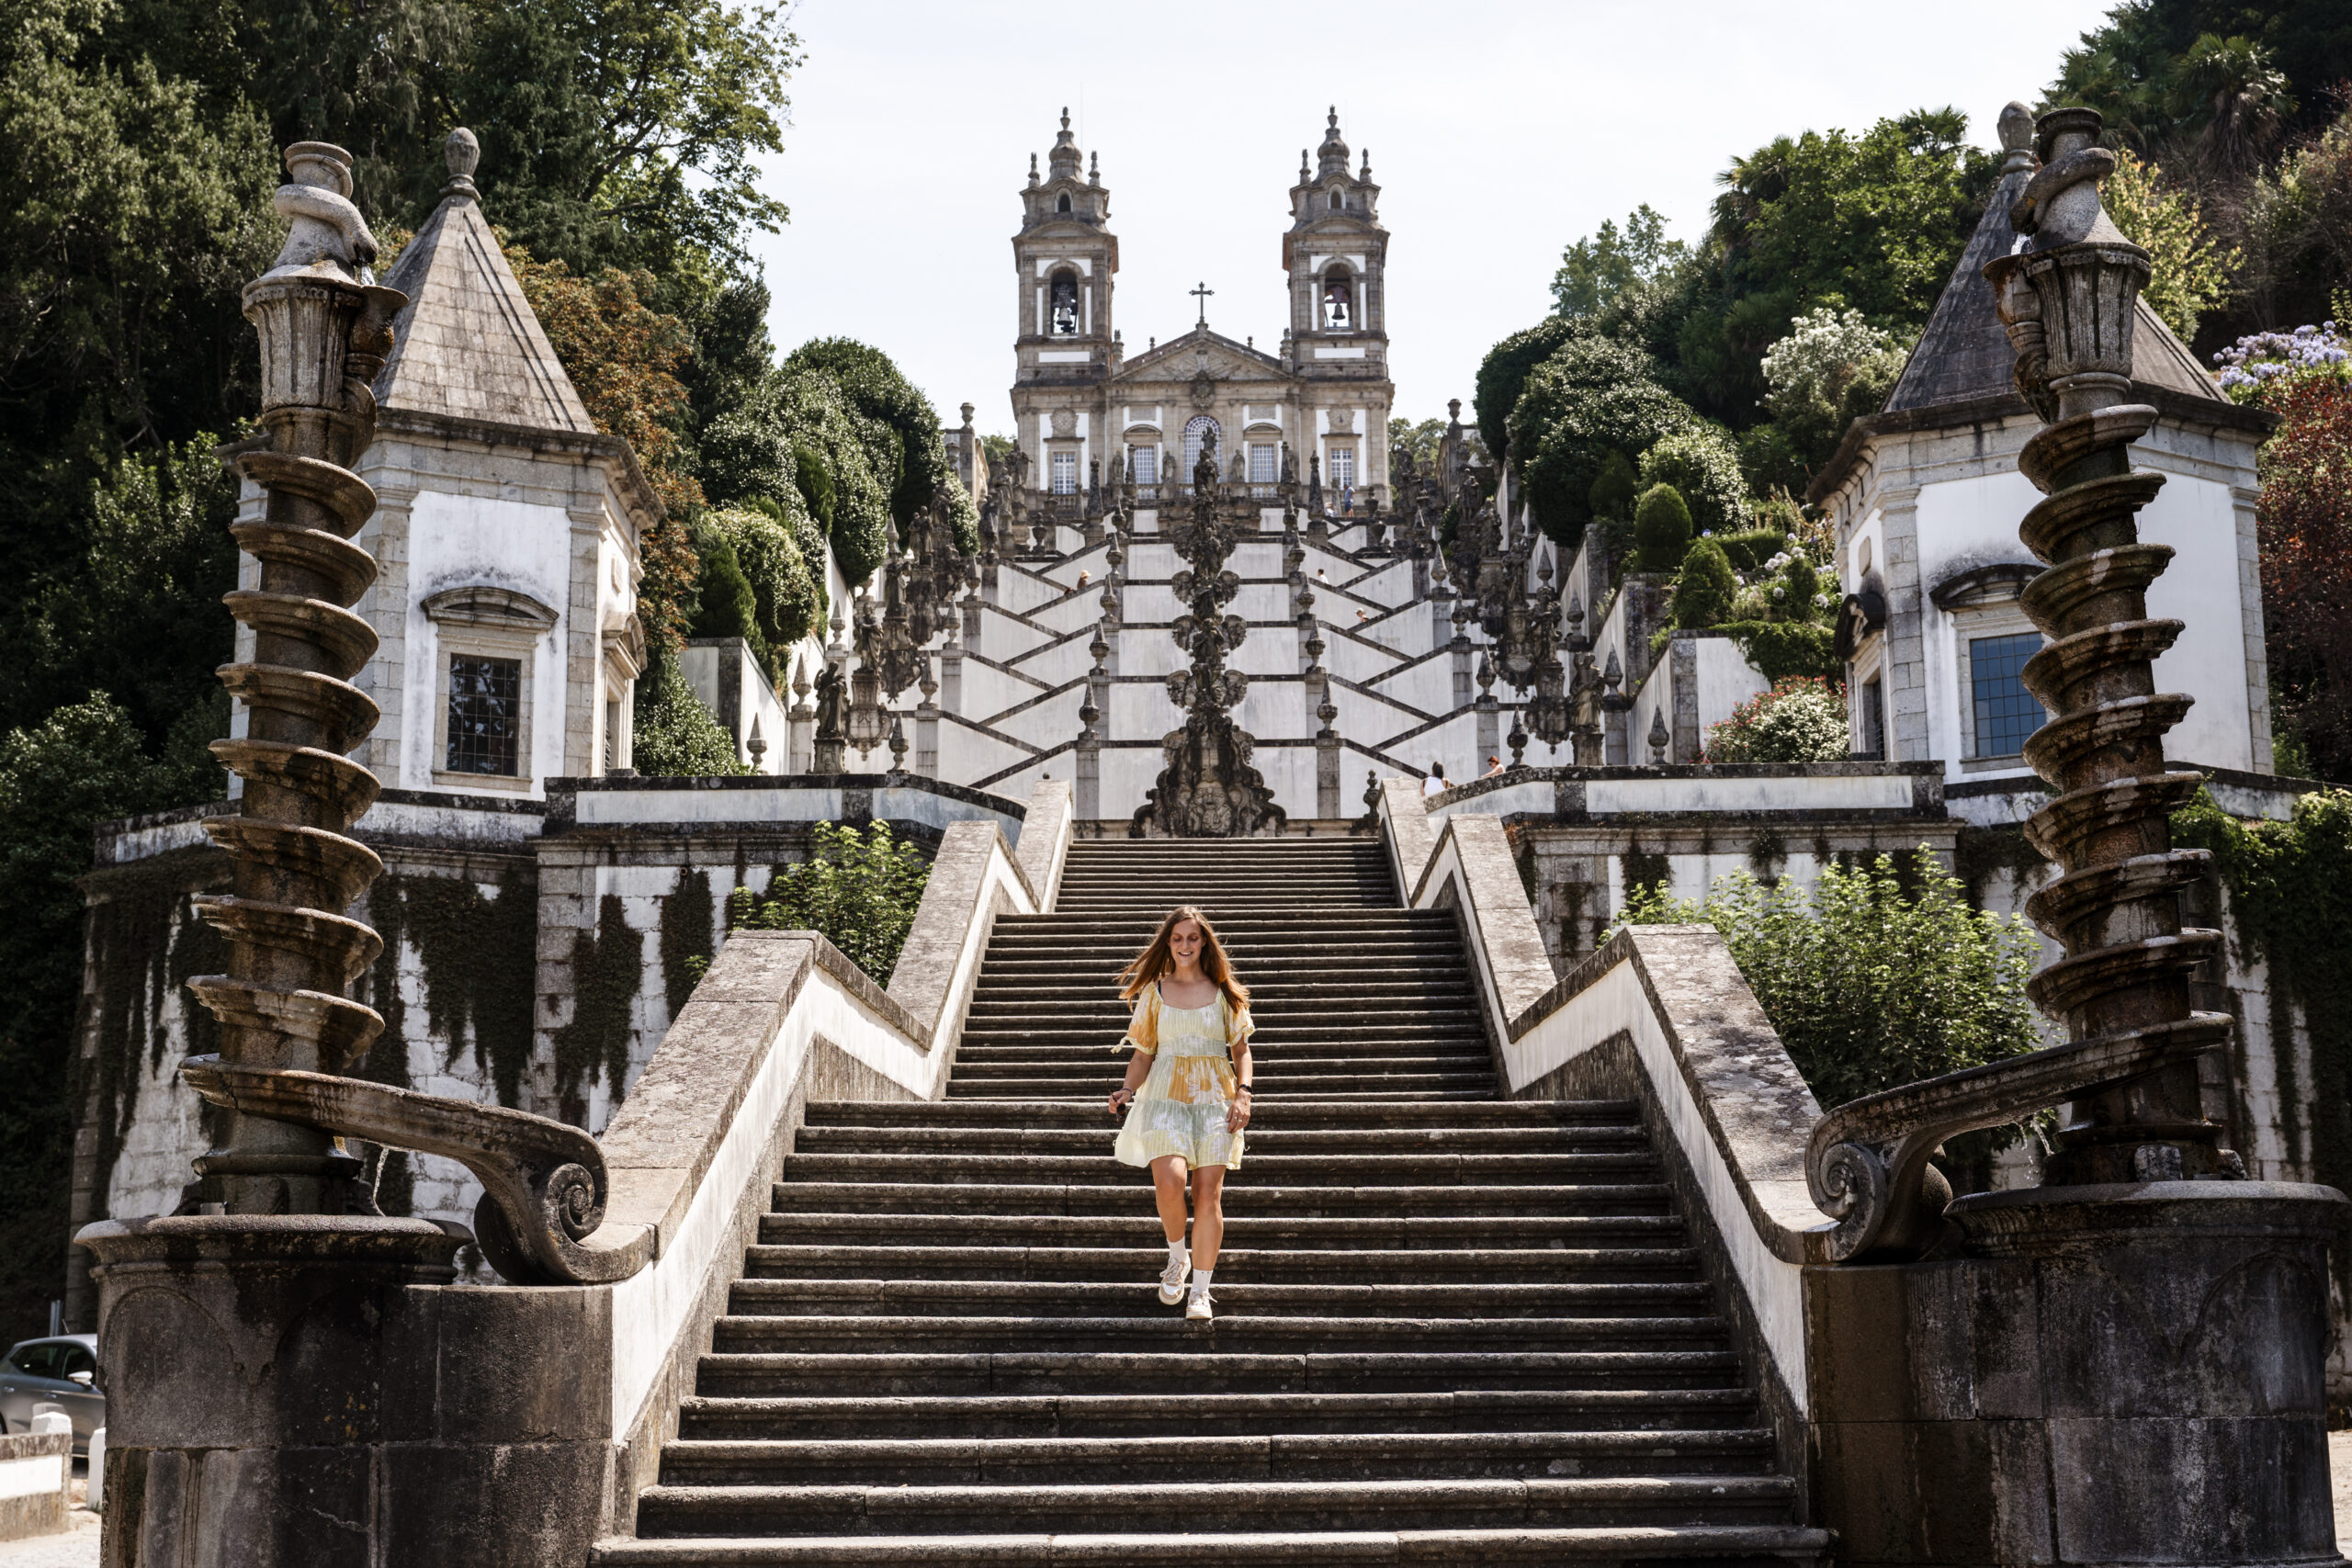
[1107,1048,1152,1115]
[1227,1036,1253,1132]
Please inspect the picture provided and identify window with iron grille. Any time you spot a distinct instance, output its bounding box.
[1970,632,2046,757]
[1129,446,1157,485]
[1249,444,1277,482]
[1050,450,1078,494]
[1328,445,1355,489]
[447,656,522,775]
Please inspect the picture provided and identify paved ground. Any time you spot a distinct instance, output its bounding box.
[4,1438,2350,1562]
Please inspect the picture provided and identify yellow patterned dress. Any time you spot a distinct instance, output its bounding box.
[1112,983,1254,1170]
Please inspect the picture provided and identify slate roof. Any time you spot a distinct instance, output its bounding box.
[374,187,595,433]
[1884,162,2224,414]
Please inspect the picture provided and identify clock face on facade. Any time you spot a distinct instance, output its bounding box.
[1190,370,1216,408]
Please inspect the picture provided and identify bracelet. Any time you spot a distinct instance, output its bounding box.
[1235,1088,1253,1097]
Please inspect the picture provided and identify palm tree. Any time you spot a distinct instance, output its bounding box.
[2171,33,2296,183]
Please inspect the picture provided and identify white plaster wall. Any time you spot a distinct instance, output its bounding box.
[401,490,573,795]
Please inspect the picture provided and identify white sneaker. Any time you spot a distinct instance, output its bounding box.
[1158,1248,1190,1306]
[1186,1288,1214,1322]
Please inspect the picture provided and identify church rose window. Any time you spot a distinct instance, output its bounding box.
[1130,446,1157,485]
[1970,632,2046,757]
[1322,271,1351,330]
[1049,272,1080,336]
[1182,416,1220,483]
[1050,451,1078,494]
[447,655,522,775]
[1249,444,1277,483]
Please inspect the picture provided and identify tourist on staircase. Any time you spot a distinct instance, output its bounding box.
[1104,907,1257,1322]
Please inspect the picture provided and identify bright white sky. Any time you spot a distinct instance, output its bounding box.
[750,0,2119,435]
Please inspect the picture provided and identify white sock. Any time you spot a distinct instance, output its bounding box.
[1167,1240,1187,1267]
[1191,1269,1213,1293]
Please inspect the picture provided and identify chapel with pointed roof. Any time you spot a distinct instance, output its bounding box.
[1008,108,1394,508]
[1809,101,2278,803]
[338,127,660,796]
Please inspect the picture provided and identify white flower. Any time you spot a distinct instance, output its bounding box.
[1771,584,1787,601]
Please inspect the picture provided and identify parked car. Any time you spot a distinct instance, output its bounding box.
[0,1335,103,1454]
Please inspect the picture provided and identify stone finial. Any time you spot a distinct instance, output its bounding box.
[1028,152,1039,186]
[1996,101,2036,173]
[1647,707,1670,764]
[269,141,379,276]
[443,127,481,201]
[2011,107,2125,248]
[1089,150,1100,186]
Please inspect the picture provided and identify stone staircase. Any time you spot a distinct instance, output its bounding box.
[595,838,1826,1564]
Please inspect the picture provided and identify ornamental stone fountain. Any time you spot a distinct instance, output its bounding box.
[1132,431,1285,837]
[76,136,651,1568]
[1799,105,2344,1565]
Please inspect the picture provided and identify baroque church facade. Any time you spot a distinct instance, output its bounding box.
[1007,109,1393,512]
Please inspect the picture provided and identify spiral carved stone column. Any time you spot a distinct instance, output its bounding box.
[1986,107,2233,1185]
[187,141,409,1214]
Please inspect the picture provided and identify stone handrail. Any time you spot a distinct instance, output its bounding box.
[1380,784,1833,1408]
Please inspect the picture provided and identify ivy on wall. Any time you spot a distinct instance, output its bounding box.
[551,895,645,1122]
[2173,789,2352,1247]
[75,852,227,1223]
[360,872,537,1110]
[659,867,716,1020]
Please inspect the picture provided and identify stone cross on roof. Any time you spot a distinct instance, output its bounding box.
[371,129,594,433]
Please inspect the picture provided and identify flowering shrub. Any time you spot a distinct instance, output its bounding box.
[2213,321,2352,400]
[1705,676,1849,763]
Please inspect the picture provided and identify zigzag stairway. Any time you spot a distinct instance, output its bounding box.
[594,837,1826,1564]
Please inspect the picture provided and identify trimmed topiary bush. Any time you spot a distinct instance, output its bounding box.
[1634,483,1694,573]
[686,529,768,669]
[1672,536,1737,627]
[1724,620,1840,682]
[633,651,750,776]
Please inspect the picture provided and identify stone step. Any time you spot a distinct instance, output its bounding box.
[740,1245,1702,1285]
[721,1280,1714,1321]
[774,1153,1661,1187]
[786,1125,1645,1156]
[707,1314,1731,1358]
[962,982,1476,1004]
[944,1074,1500,1100]
[656,1427,1779,1486]
[797,1100,1639,1130]
[764,1183,1669,1219]
[754,1213,1687,1248]
[692,1348,1747,1399]
[948,1054,1489,1079]
[593,1522,1831,1565]
[952,1040,1490,1064]
[674,1386,1765,1440]
[630,1473,1799,1538]
[946,1086,1505,1103]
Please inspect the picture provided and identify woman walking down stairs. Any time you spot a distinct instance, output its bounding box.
[593,838,1827,1565]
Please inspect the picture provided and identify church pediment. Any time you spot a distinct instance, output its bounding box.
[1114,330,1288,390]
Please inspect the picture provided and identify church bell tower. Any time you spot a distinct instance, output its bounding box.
[1284,109,1388,371]
[1011,109,1117,497]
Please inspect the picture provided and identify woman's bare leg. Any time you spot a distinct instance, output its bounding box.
[1190,1165,1227,1269]
[1149,1156,1191,1244]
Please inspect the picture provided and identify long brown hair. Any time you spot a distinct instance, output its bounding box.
[1117,905,1250,1013]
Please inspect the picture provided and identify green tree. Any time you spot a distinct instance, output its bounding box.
[1634,482,1695,574]
[0,695,194,1337]
[1510,337,1702,547]
[1638,425,1748,536]
[1758,306,1912,478]
[1588,450,1638,522]
[2103,150,2240,340]
[1551,204,1690,320]
[1613,851,2044,1142]
[1472,315,1578,461]
[1387,416,1447,470]
[731,820,931,985]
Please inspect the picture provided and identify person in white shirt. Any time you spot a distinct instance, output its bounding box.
[1421,764,1447,797]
